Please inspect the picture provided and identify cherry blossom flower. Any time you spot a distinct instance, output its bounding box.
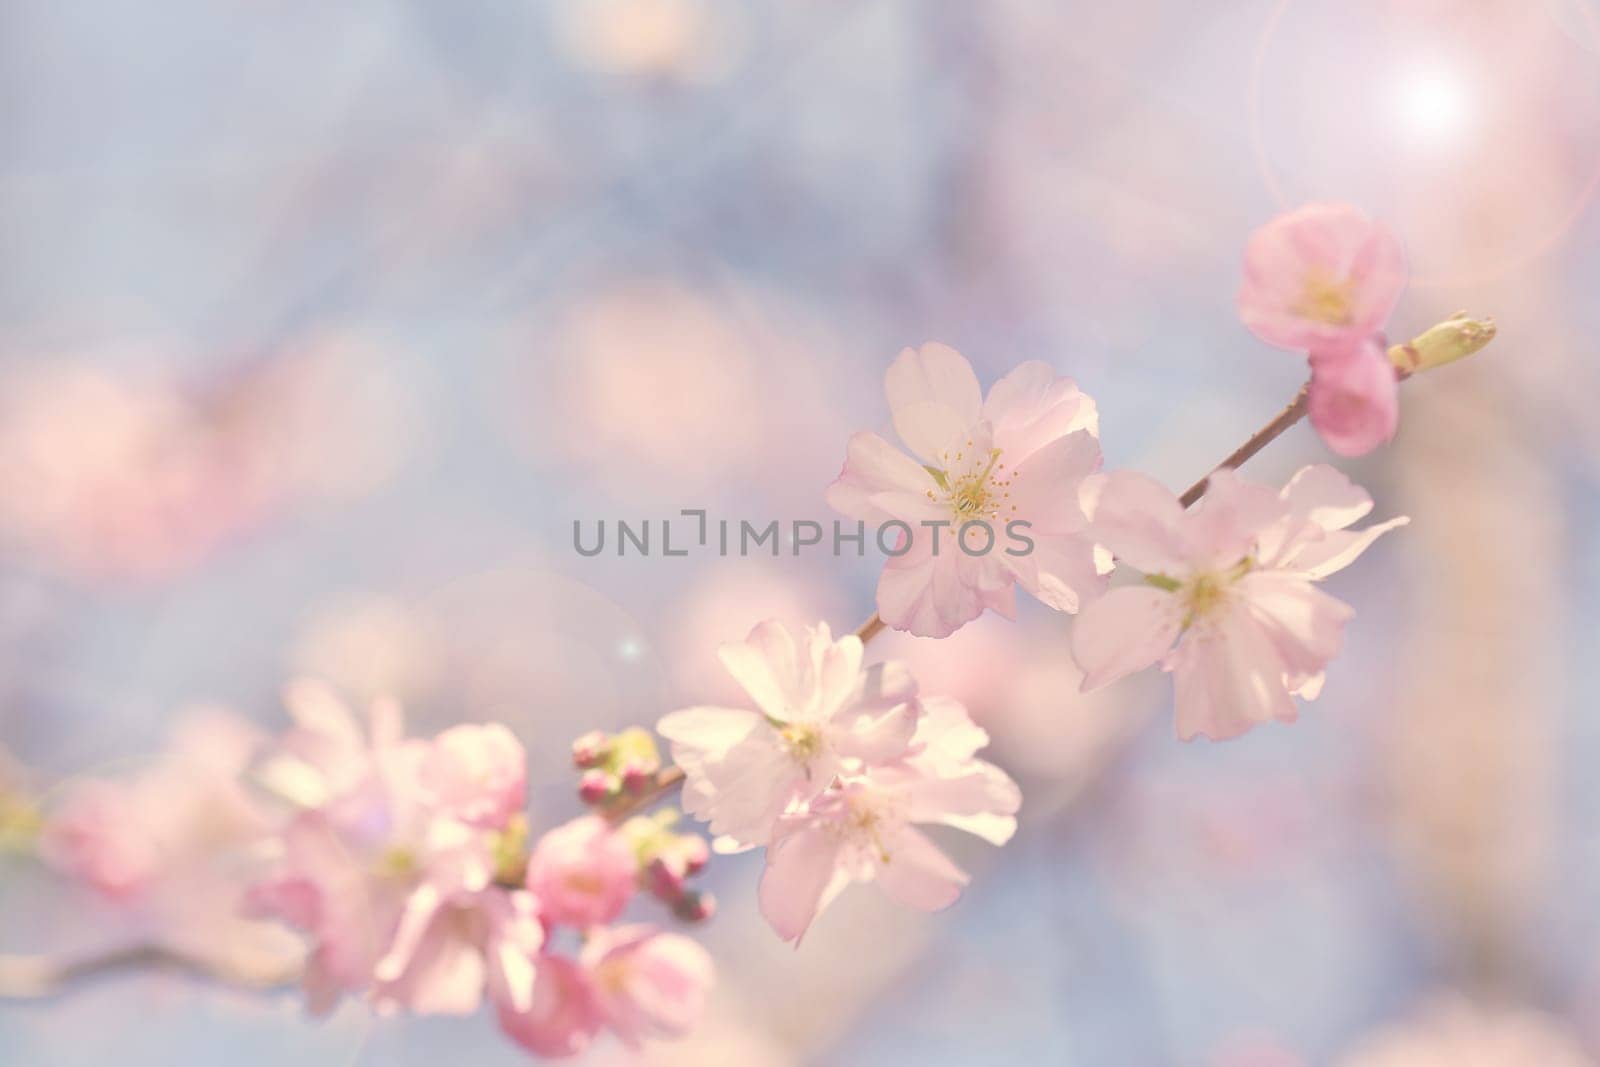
[1070,465,1407,741]
[498,954,603,1058]
[827,343,1105,637]
[580,925,715,1048]
[757,696,1020,943]
[524,814,638,928]
[1237,203,1410,458]
[372,822,544,1017]
[42,709,274,901]
[419,723,527,830]
[1237,203,1406,353]
[656,619,920,847]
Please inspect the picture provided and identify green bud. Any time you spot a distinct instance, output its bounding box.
[1388,313,1497,375]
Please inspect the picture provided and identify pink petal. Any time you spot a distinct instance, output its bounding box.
[1166,608,1296,742]
[980,360,1099,461]
[716,620,803,722]
[903,765,1021,846]
[1292,515,1409,579]
[1307,342,1401,457]
[655,706,761,756]
[830,698,919,765]
[874,825,969,911]
[1183,468,1290,570]
[826,431,941,525]
[1084,471,1189,575]
[1071,585,1183,690]
[875,537,989,638]
[910,695,990,766]
[498,955,601,1059]
[1005,430,1101,533]
[1279,463,1374,531]
[1237,203,1407,351]
[759,824,845,943]
[885,343,983,462]
[1238,570,1354,682]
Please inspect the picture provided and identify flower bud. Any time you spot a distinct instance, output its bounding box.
[570,730,611,769]
[1388,313,1496,375]
[679,835,708,875]
[620,763,653,796]
[578,768,614,804]
[672,889,716,922]
[646,855,686,902]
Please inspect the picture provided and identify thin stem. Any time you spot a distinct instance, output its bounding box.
[0,944,300,1000]
[854,613,886,645]
[1177,381,1310,508]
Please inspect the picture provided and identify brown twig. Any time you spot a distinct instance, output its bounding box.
[0,943,301,1000]
[1177,381,1312,508]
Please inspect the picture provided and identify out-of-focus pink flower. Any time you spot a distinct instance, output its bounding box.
[498,954,603,1059]
[757,697,1020,943]
[1237,203,1407,353]
[40,779,161,898]
[419,723,527,830]
[1307,341,1401,457]
[41,708,273,901]
[250,685,492,1012]
[581,925,714,1048]
[0,362,266,581]
[827,343,1105,637]
[373,842,544,1017]
[252,680,432,851]
[524,814,638,929]
[1071,465,1407,741]
[246,811,409,1013]
[656,619,920,846]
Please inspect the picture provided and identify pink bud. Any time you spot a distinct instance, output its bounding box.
[570,731,611,769]
[680,836,709,875]
[620,764,653,796]
[646,856,685,902]
[672,890,716,923]
[578,769,614,804]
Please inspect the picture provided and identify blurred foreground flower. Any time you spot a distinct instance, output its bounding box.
[247,681,713,1056]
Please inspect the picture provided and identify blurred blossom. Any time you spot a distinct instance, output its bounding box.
[550,0,746,84]
[0,361,266,581]
[1336,995,1595,1066]
[37,707,303,978]
[224,328,422,504]
[511,280,842,495]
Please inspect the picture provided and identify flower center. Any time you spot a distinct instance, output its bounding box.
[925,445,1014,525]
[1147,558,1253,626]
[1293,270,1356,326]
[779,721,823,761]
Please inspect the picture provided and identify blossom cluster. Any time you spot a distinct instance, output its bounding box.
[658,619,1022,942]
[243,682,712,1057]
[10,201,1499,1060]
